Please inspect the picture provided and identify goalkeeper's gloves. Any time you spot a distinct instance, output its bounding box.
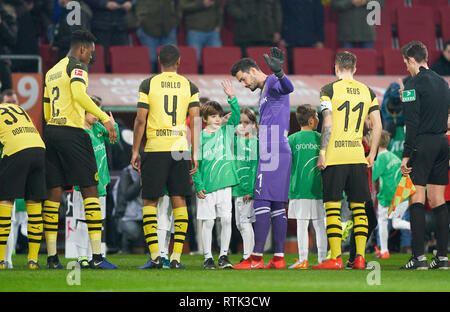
[263,47,285,79]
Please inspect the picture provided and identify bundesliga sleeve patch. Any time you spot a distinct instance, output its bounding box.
[401,89,416,102]
[72,68,86,79]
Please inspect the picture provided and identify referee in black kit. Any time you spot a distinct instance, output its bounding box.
[399,41,450,270]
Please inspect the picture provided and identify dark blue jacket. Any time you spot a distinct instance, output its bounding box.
[280,0,324,47]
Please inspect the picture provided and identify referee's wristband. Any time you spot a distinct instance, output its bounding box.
[319,150,326,156]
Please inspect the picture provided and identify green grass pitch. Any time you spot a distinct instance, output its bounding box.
[1,253,449,292]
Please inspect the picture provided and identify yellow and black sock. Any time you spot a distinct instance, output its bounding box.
[143,205,159,260]
[170,206,188,263]
[26,202,43,262]
[83,197,102,255]
[325,201,342,259]
[350,202,368,258]
[0,203,13,263]
[42,200,60,256]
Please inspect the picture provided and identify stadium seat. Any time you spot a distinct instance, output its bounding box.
[384,0,407,25]
[324,22,338,50]
[411,0,448,24]
[374,9,393,70]
[440,7,450,43]
[246,47,288,75]
[109,46,151,74]
[292,48,334,75]
[397,7,437,50]
[157,45,198,74]
[337,48,378,75]
[89,45,105,73]
[382,49,407,75]
[39,44,57,74]
[201,46,241,74]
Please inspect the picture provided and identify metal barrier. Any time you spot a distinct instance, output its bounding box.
[0,54,43,74]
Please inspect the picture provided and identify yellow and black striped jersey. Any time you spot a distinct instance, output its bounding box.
[43,56,109,129]
[0,103,45,157]
[320,78,379,166]
[137,72,199,152]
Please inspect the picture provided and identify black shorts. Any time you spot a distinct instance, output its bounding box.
[141,151,192,199]
[409,134,449,186]
[44,125,98,189]
[322,163,371,203]
[0,147,47,200]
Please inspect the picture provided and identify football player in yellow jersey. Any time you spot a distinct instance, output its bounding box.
[131,44,201,269]
[313,51,382,270]
[42,30,118,269]
[0,101,46,269]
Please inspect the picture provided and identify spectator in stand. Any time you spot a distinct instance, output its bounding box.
[331,0,384,49]
[226,0,282,56]
[279,0,324,49]
[0,2,17,91]
[431,40,450,76]
[26,0,52,44]
[89,0,132,69]
[135,0,180,72]
[180,0,223,62]
[53,0,92,61]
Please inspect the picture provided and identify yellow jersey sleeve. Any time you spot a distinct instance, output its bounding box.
[137,78,151,110]
[188,80,200,109]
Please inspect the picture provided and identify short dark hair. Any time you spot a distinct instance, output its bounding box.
[401,41,428,63]
[443,40,450,50]
[335,51,357,71]
[159,44,180,67]
[231,58,260,76]
[90,95,102,107]
[201,101,224,122]
[296,104,317,127]
[70,29,96,48]
[199,97,210,105]
[0,89,16,102]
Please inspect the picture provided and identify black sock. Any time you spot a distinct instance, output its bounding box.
[432,204,449,258]
[409,203,425,258]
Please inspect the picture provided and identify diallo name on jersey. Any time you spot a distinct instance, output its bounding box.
[161,81,181,88]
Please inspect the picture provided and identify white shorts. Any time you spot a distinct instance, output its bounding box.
[288,199,325,220]
[234,197,255,224]
[157,195,174,232]
[197,187,232,220]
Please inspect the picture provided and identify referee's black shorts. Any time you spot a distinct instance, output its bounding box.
[322,163,371,203]
[409,133,449,186]
[44,125,98,189]
[141,151,192,199]
[0,147,47,200]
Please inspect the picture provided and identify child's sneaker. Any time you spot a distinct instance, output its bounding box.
[289,259,308,269]
[203,257,216,270]
[162,257,170,269]
[264,256,286,269]
[375,251,390,259]
[218,255,233,269]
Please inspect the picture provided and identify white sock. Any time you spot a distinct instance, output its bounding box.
[378,207,389,253]
[202,219,214,259]
[157,229,169,259]
[297,219,309,262]
[392,218,410,231]
[312,218,327,263]
[220,217,232,257]
[239,223,254,259]
[274,253,284,257]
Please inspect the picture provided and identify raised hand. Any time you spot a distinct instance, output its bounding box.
[263,47,285,78]
[221,79,235,99]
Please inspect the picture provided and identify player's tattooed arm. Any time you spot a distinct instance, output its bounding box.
[317,109,332,170]
[320,109,332,151]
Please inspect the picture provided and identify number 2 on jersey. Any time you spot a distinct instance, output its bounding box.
[337,101,364,132]
[51,86,60,117]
